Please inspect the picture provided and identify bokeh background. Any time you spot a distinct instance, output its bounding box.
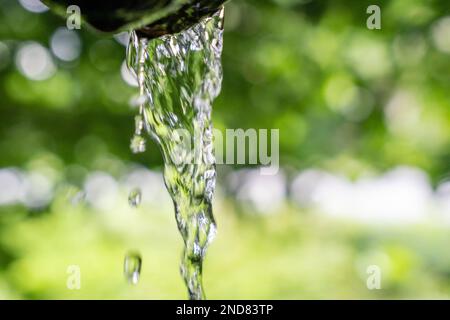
[1,0,450,299]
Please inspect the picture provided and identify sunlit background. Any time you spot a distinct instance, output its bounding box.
[0,0,450,299]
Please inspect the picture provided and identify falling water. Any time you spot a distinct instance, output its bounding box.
[124,252,142,285]
[126,9,224,299]
[128,188,142,208]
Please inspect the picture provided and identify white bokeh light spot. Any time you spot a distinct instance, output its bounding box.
[114,32,130,46]
[431,16,450,54]
[18,0,49,13]
[121,60,138,87]
[0,168,25,205]
[84,172,119,211]
[15,42,56,81]
[50,27,82,62]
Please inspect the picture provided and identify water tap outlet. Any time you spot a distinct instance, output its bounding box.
[41,0,227,38]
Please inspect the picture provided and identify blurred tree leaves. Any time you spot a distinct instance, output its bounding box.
[0,0,449,181]
[0,0,450,300]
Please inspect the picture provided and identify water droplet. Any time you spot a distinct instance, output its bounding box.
[128,188,142,207]
[130,135,146,154]
[134,115,144,135]
[124,252,142,285]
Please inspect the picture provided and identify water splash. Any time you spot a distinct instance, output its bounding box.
[124,252,142,285]
[127,8,224,300]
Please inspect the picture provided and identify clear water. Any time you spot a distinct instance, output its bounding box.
[128,188,142,208]
[124,252,142,285]
[130,115,146,154]
[126,9,224,300]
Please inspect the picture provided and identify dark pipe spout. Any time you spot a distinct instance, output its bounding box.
[41,0,227,38]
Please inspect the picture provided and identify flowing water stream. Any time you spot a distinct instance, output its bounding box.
[125,8,224,300]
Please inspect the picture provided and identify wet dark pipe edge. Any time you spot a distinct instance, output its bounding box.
[41,0,228,38]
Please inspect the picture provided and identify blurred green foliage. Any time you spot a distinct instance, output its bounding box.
[1,0,449,179]
[0,0,449,299]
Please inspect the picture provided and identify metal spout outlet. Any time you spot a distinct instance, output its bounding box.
[41,0,227,38]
